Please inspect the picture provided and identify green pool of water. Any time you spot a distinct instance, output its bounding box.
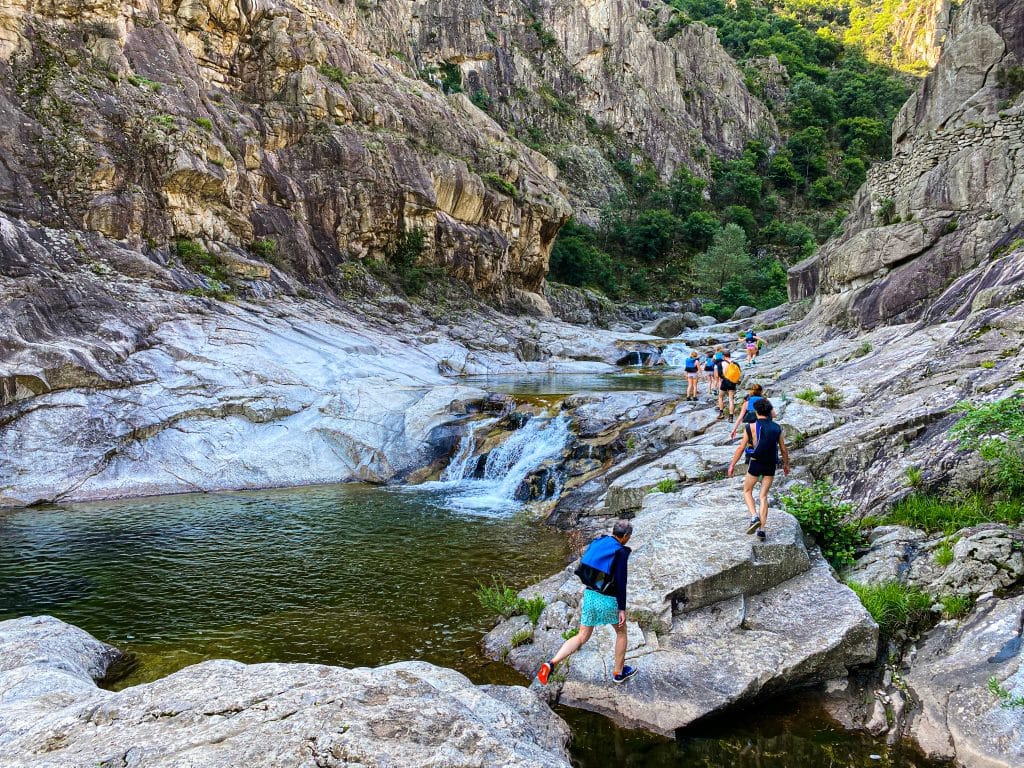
[462,372,692,396]
[0,484,566,686]
[0,484,943,767]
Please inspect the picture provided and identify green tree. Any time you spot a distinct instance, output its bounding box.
[695,223,751,293]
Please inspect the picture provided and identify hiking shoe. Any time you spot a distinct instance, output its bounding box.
[746,516,760,534]
[537,661,553,686]
[756,529,767,541]
[613,665,638,684]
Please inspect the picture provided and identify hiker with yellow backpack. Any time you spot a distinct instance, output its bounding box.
[715,350,742,419]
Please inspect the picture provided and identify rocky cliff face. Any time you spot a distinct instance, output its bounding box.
[0,0,773,304]
[788,0,1024,329]
[0,0,570,308]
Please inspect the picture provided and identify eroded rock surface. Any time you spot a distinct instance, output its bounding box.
[484,484,878,735]
[0,616,573,768]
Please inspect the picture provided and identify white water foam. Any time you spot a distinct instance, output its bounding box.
[416,415,571,516]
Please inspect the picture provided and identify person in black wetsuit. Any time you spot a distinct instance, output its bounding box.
[727,398,790,540]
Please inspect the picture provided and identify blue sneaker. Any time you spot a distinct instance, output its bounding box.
[613,665,638,684]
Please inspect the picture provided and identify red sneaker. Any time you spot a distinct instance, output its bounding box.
[537,661,553,685]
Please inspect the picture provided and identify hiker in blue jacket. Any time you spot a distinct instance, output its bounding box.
[727,398,791,541]
[536,519,637,685]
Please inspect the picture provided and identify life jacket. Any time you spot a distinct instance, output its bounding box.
[745,331,754,342]
[703,357,715,371]
[575,535,626,596]
[749,419,782,464]
[723,360,742,384]
[714,352,724,362]
[684,356,698,372]
[743,395,764,423]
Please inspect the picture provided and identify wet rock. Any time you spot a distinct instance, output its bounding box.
[0,617,573,768]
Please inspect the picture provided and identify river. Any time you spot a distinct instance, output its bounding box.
[0,371,944,767]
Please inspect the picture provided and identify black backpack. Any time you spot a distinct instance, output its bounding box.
[750,420,781,463]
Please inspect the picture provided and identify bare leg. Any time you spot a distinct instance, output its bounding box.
[742,473,758,517]
[613,622,628,675]
[551,625,593,666]
[758,475,774,528]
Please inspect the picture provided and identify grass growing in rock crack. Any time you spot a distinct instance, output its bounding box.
[934,539,954,567]
[851,341,872,358]
[939,594,972,620]
[561,627,579,641]
[795,388,819,404]
[846,580,932,639]
[781,481,861,569]
[821,383,844,408]
[988,676,1024,708]
[510,628,534,648]
[905,466,923,489]
[652,478,678,494]
[951,396,1024,496]
[475,579,546,624]
[886,492,1024,534]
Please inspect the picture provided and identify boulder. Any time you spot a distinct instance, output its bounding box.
[604,442,735,514]
[0,617,573,768]
[731,306,758,320]
[904,594,1024,767]
[776,399,839,440]
[642,314,693,338]
[698,315,719,327]
[562,391,680,439]
[486,483,878,735]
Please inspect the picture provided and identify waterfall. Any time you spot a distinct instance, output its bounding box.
[661,342,693,368]
[416,415,571,515]
[440,419,484,482]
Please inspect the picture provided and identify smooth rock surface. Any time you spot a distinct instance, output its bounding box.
[904,594,1024,767]
[0,616,573,768]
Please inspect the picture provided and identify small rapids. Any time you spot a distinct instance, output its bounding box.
[417,415,571,515]
[660,342,694,368]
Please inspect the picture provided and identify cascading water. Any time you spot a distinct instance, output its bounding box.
[419,415,571,515]
[660,342,693,368]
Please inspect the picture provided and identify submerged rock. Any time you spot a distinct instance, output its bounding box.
[0,616,573,768]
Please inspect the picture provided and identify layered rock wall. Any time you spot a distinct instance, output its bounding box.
[789,0,1024,329]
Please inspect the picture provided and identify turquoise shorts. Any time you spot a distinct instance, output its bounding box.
[581,589,620,626]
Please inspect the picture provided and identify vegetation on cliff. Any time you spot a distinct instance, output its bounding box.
[550,0,915,315]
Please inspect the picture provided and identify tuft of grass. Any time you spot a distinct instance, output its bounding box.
[251,237,277,259]
[934,539,954,567]
[939,594,972,620]
[561,627,579,641]
[795,388,820,404]
[988,676,1024,708]
[519,594,547,626]
[852,341,872,358]
[482,172,517,198]
[905,466,923,489]
[510,628,534,648]
[980,360,996,369]
[318,64,349,86]
[886,492,1024,534]
[475,578,524,619]
[821,383,844,409]
[847,580,932,639]
[652,478,678,494]
[781,481,862,569]
[194,117,213,131]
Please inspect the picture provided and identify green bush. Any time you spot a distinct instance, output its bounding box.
[194,117,213,131]
[939,594,972,620]
[318,64,348,86]
[561,627,579,641]
[475,579,524,619]
[952,397,1024,496]
[795,388,820,404]
[387,228,435,296]
[174,239,234,299]
[482,172,517,198]
[653,478,679,494]
[251,237,277,259]
[519,594,547,626]
[846,580,932,639]
[781,481,861,569]
[852,341,872,358]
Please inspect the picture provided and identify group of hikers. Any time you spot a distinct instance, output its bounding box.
[536,329,789,689]
[681,329,765,419]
